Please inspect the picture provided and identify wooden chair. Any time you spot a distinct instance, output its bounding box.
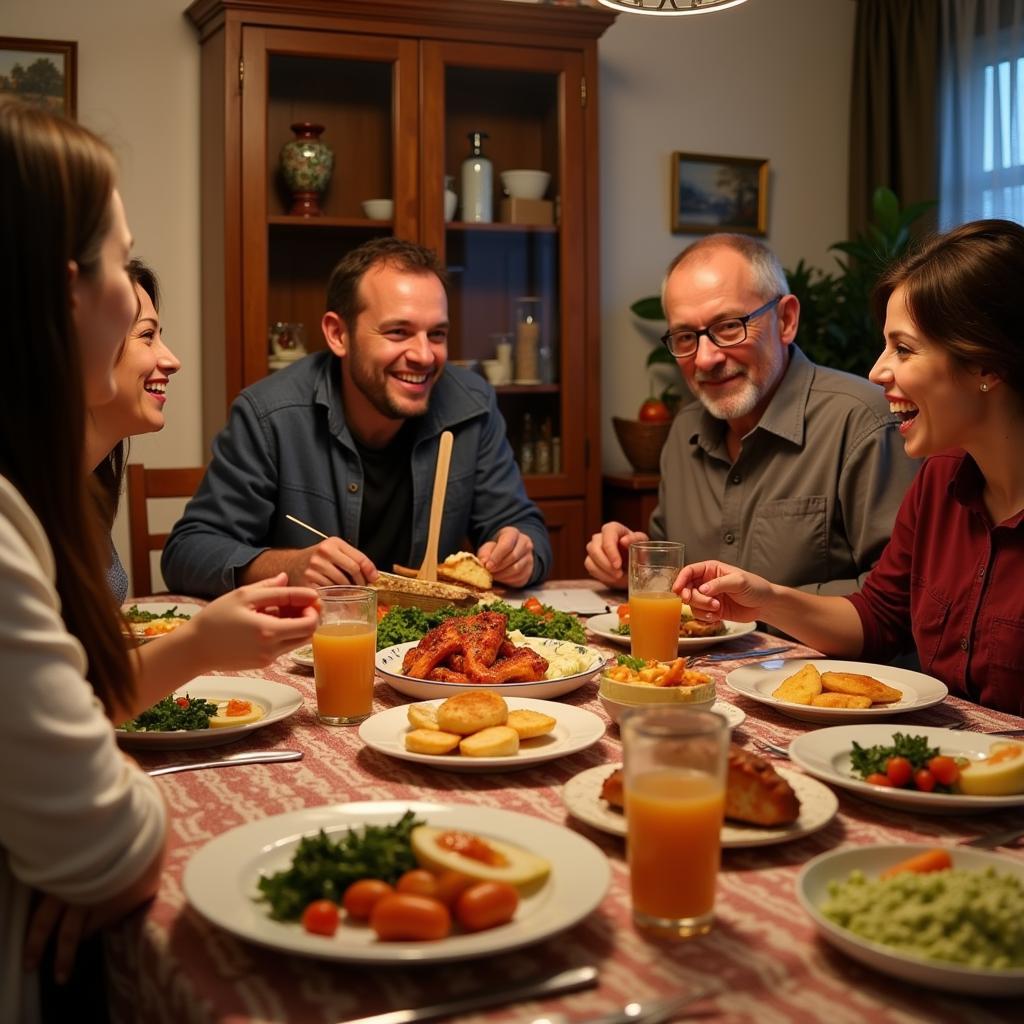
[126,463,205,595]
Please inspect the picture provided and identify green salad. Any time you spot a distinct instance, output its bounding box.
[119,693,218,733]
[257,811,423,920]
[123,604,191,624]
[375,600,586,651]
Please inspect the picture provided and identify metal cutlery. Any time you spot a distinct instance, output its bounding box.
[752,737,790,759]
[961,826,1024,849]
[147,749,303,777]
[685,645,791,667]
[578,987,710,1024]
[945,722,1024,735]
[342,965,598,1024]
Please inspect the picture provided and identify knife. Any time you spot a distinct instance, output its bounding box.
[147,749,302,777]
[341,965,598,1024]
[695,645,792,663]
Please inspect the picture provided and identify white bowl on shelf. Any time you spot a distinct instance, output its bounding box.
[361,198,394,220]
[501,170,550,200]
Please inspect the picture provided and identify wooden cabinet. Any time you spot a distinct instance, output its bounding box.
[185,0,613,579]
[603,472,660,534]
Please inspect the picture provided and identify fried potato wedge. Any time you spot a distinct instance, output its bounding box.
[506,708,556,740]
[821,671,902,704]
[772,663,822,705]
[407,704,440,731]
[405,728,461,755]
[810,692,873,709]
[459,725,519,757]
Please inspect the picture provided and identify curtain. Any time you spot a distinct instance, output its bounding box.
[939,0,1024,227]
[848,0,941,236]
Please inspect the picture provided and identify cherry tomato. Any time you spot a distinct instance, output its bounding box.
[175,697,189,708]
[914,769,937,792]
[865,772,894,787]
[927,755,959,786]
[616,604,631,623]
[301,899,340,937]
[370,894,451,942]
[396,869,440,899]
[377,604,388,622]
[885,756,913,788]
[433,869,474,909]
[638,398,673,423]
[343,879,394,921]
[524,597,544,615]
[454,881,519,933]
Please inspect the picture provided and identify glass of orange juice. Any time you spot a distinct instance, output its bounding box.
[312,586,377,725]
[628,540,683,661]
[621,706,727,939]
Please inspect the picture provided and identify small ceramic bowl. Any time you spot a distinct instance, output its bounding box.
[362,198,394,220]
[501,170,551,200]
[598,690,716,724]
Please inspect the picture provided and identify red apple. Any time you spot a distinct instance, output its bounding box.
[638,398,672,423]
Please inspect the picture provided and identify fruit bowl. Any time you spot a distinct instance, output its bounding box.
[612,416,672,473]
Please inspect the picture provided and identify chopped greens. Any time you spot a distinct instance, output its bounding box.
[375,599,586,651]
[119,693,217,733]
[611,622,630,636]
[256,811,423,920]
[615,653,646,672]
[123,604,191,623]
[850,733,943,779]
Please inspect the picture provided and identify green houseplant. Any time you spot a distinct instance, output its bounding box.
[630,187,935,381]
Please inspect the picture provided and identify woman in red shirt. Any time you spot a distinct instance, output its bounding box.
[676,219,1024,714]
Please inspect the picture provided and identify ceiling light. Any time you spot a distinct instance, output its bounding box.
[596,0,751,16]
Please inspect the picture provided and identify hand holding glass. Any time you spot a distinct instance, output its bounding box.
[628,541,683,661]
[312,586,376,725]
[621,707,727,939]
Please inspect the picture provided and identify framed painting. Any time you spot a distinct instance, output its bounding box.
[0,36,77,118]
[671,151,768,235]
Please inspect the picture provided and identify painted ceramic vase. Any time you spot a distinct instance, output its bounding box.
[280,122,334,216]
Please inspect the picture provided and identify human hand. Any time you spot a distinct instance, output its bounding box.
[674,560,774,623]
[583,522,649,589]
[23,894,88,985]
[294,537,378,587]
[188,573,321,670]
[478,527,535,588]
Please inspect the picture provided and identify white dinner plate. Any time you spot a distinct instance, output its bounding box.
[375,638,605,700]
[121,601,202,643]
[116,676,303,750]
[183,800,610,963]
[561,762,838,848]
[586,612,756,652]
[788,725,1024,813]
[797,844,1024,995]
[726,659,948,723]
[359,697,605,773]
[289,644,314,669]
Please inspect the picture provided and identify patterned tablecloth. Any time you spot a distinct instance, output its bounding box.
[106,584,1024,1024]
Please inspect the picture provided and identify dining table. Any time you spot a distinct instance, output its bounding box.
[105,581,1024,1024]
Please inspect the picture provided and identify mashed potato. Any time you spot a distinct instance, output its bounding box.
[508,631,597,680]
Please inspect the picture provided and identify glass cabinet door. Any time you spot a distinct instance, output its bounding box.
[239,27,417,386]
[420,42,587,499]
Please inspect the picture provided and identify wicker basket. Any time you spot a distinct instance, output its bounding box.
[612,416,672,473]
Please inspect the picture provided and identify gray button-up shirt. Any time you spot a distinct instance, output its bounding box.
[162,352,551,597]
[650,346,919,595]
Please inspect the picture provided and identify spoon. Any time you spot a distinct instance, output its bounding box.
[417,430,453,582]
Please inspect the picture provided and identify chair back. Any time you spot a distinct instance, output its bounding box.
[126,463,205,595]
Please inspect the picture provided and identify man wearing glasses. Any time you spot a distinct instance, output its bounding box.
[586,234,918,594]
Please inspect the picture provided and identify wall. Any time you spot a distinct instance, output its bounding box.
[598,0,857,472]
[3,0,855,587]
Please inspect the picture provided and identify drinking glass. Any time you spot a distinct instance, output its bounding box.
[628,540,683,661]
[621,706,728,939]
[312,586,377,725]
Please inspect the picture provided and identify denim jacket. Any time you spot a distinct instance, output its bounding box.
[162,352,551,596]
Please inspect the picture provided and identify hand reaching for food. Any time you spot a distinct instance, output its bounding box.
[584,522,649,589]
[477,526,534,587]
[674,560,771,623]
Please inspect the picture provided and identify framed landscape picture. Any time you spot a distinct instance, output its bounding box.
[0,36,77,118]
[671,152,768,235]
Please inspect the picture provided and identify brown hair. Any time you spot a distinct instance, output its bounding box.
[325,237,447,333]
[873,219,1024,395]
[94,258,162,530]
[0,101,134,717]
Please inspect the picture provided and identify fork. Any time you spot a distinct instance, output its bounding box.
[945,723,1024,735]
[578,987,711,1024]
[685,645,791,668]
[752,737,790,759]
[960,826,1024,849]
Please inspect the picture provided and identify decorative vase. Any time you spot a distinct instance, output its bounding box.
[280,122,334,217]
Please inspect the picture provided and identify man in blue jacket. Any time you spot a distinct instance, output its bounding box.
[163,238,551,597]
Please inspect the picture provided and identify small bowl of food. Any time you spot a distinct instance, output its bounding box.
[598,657,716,723]
[361,198,394,220]
[500,170,551,200]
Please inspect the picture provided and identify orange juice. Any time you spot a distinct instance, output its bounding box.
[629,591,682,661]
[312,622,376,721]
[626,768,724,921]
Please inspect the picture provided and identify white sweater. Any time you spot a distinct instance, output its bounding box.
[0,475,166,1023]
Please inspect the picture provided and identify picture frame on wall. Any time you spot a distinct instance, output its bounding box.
[0,36,77,118]
[671,152,768,235]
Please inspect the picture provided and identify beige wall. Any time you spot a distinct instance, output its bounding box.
[4,0,855,587]
[599,0,857,472]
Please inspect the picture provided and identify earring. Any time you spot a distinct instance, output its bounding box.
[980,382,990,392]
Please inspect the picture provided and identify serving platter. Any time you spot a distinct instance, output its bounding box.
[586,612,755,652]
[184,800,610,963]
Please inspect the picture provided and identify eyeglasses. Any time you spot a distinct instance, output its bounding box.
[660,295,783,358]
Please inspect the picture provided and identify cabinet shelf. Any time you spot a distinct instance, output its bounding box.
[446,221,557,234]
[268,215,392,230]
[495,383,559,395]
